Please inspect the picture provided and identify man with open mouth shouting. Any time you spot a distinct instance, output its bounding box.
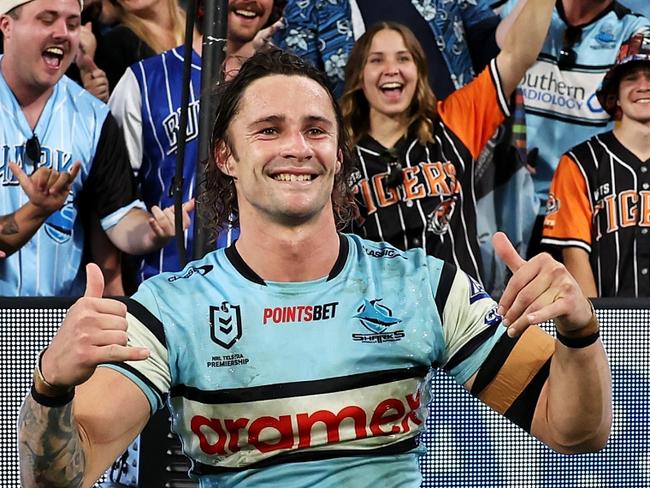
[0,0,192,297]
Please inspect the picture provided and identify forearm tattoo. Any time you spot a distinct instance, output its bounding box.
[0,213,18,235]
[18,395,86,488]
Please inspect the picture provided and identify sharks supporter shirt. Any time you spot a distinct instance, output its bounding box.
[101,234,513,487]
[498,0,649,210]
[0,63,144,296]
[352,59,510,283]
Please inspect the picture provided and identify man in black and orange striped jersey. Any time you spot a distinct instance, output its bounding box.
[542,30,650,298]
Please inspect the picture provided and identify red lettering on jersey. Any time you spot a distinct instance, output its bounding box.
[358,179,378,215]
[285,306,296,323]
[225,418,249,453]
[262,303,338,325]
[604,195,619,233]
[248,416,294,453]
[421,162,451,196]
[373,173,399,207]
[619,190,638,228]
[263,309,273,324]
[641,191,650,226]
[304,305,313,321]
[296,406,367,448]
[401,391,423,432]
[369,398,405,436]
[191,415,230,455]
[402,166,426,201]
[191,390,425,457]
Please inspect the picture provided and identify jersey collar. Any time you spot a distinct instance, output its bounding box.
[225,234,349,286]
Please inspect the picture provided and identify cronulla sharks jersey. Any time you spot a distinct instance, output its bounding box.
[499,1,649,209]
[102,234,510,487]
[0,64,143,296]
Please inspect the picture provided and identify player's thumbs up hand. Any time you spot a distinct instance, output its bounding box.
[40,264,150,390]
[494,232,593,338]
[84,262,105,298]
[493,232,525,274]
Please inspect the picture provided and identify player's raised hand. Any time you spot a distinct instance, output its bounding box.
[494,232,594,338]
[147,198,195,248]
[40,263,149,389]
[9,161,81,216]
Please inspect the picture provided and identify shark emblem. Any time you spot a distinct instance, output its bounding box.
[354,299,402,334]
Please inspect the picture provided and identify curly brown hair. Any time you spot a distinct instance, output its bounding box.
[201,49,357,242]
[340,22,439,147]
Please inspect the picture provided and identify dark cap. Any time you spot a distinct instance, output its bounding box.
[597,29,650,118]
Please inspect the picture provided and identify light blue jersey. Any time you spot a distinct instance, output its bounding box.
[102,234,507,487]
[499,1,650,211]
[0,61,143,296]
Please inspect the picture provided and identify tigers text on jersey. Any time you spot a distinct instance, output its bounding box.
[542,131,650,297]
[351,59,509,282]
[0,64,142,296]
[100,234,549,487]
[499,0,650,209]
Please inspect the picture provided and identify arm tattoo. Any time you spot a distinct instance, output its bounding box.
[18,395,86,488]
[0,213,18,235]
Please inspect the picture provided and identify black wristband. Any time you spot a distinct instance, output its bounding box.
[556,329,600,349]
[30,382,75,407]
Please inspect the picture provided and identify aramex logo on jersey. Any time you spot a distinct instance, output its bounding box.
[175,377,426,467]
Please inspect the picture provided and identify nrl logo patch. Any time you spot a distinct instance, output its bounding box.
[209,301,242,349]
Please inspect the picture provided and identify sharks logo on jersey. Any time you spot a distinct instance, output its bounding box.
[352,299,405,343]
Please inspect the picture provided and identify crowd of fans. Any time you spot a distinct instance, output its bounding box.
[1,0,649,298]
[7,0,644,486]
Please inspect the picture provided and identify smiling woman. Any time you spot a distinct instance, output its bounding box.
[94,0,185,90]
[342,17,550,283]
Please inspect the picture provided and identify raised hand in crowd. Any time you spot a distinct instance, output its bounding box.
[76,22,110,102]
[104,198,196,255]
[78,53,110,102]
[147,198,196,249]
[10,162,81,216]
[251,17,284,51]
[0,162,81,256]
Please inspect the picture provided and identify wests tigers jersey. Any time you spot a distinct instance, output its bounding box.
[542,131,650,297]
[351,59,510,282]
